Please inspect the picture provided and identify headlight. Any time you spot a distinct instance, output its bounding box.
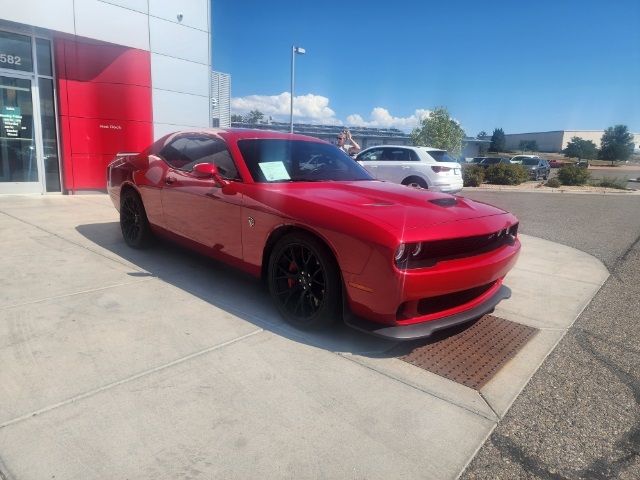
[394,244,406,262]
[395,243,423,264]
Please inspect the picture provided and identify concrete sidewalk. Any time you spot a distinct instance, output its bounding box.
[0,195,609,479]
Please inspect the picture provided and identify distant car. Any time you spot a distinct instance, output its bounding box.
[355,145,463,193]
[549,159,566,168]
[509,155,541,165]
[576,160,590,169]
[520,157,551,180]
[476,157,512,169]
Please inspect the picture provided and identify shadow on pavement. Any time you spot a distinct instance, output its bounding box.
[77,222,466,358]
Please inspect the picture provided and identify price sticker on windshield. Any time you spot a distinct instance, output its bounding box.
[259,161,291,181]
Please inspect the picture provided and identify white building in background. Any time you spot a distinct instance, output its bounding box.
[211,71,231,127]
[504,130,640,153]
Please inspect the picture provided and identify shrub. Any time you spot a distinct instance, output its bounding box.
[593,177,628,190]
[463,165,484,187]
[485,164,529,185]
[545,178,561,188]
[557,165,591,185]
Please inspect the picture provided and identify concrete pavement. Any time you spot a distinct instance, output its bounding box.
[0,195,609,479]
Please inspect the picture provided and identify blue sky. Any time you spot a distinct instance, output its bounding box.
[212,0,640,135]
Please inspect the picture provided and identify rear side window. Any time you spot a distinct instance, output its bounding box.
[428,150,458,162]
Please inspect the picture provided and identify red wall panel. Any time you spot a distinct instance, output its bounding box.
[55,37,153,192]
[68,117,152,155]
[64,81,152,122]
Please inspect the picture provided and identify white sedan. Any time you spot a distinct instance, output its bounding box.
[355,145,463,193]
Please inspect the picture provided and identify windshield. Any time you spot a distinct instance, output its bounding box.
[482,158,501,164]
[237,139,373,183]
[428,150,458,162]
[522,158,539,166]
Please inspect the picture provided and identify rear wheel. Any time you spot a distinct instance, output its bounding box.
[267,233,341,329]
[120,189,153,248]
[401,176,428,189]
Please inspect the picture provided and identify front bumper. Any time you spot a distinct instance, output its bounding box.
[344,285,511,340]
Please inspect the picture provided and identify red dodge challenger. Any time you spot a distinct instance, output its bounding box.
[108,129,520,340]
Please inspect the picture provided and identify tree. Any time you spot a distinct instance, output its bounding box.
[563,137,598,160]
[519,140,538,152]
[231,114,243,123]
[410,107,465,155]
[477,130,487,138]
[599,125,634,164]
[243,110,265,124]
[489,128,505,152]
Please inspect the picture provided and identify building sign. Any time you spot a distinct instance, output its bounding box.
[0,106,23,137]
[0,31,33,73]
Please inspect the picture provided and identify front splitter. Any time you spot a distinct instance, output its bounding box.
[344,285,512,341]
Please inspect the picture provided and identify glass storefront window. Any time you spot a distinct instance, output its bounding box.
[0,31,33,73]
[38,77,60,191]
[0,76,37,182]
[36,38,52,77]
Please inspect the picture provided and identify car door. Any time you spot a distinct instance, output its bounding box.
[377,147,417,184]
[356,148,385,179]
[159,134,243,260]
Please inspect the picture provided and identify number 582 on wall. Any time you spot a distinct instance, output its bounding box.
[0,54,22,66]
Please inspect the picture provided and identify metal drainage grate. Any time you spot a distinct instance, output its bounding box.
[396,315,538,390]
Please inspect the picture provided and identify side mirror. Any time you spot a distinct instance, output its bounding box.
[192,163,229,187]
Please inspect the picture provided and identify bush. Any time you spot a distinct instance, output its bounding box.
[545,178,561,188]
[593,177,628,190]
[485,164,529,185]
[463,165,484,187]
[557,165,591,185]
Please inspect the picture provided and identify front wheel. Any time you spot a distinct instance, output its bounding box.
[267,233,341,329]
[120,189,153,248]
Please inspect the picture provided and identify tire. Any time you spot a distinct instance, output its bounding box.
[267,233,341,329]
[401,176,428,189]
[543,173,549,180]
[120,188,153,248]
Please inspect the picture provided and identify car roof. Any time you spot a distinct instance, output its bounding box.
[360,145,446,153]
[160,127,330,145]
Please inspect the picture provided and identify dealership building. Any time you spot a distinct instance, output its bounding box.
[0,0,212,195]
[503,130,640,153]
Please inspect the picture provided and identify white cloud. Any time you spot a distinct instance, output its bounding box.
[346,107,432,131]
[231,92,340,124]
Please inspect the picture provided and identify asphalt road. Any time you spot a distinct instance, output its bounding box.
[459,190,640,479]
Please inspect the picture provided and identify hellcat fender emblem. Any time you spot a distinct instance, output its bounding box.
[248,216,255,227]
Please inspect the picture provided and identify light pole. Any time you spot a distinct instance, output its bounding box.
[290,45,305,133]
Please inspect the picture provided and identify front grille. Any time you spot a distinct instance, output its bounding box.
[397,281,496,320]
[416,282,495,316]
[397,223,518,269]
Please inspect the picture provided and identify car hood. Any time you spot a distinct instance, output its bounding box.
[255,180,508,235]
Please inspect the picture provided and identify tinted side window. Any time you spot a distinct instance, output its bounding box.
[358,148,384,161]
[383,148,411,161]
[160,137,192,169]
[160,136,240,179]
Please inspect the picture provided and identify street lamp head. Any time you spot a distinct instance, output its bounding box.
[294,46,306,55]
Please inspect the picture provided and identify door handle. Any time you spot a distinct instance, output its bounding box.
[165,176,176,184]
[402,166,410,169]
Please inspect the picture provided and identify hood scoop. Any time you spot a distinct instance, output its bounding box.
[429,197,458,207]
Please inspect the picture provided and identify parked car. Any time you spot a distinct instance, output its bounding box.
[576,160,590,169]
[549,159,567,168]
[521,157,551,180]
[355,145,463,193]
[475,157,512,168]
[108,129,520,340]
[509,154,540,165]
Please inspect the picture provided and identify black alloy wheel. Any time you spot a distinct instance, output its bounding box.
[120,189,153,248]
[268,233,341,329]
